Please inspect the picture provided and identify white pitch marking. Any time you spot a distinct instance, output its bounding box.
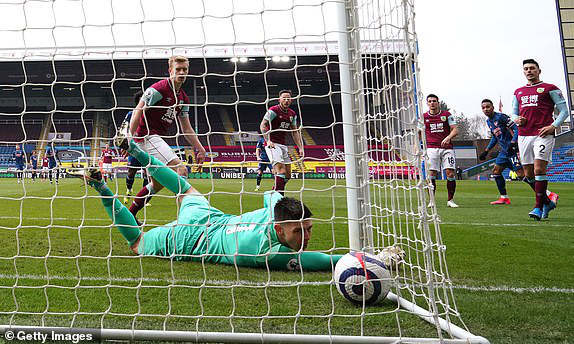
[0,274,572,294]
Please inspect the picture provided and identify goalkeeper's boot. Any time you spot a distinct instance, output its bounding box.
[548,192,559,205]
[528,207,542,221]
[114,125,131,151]
[490,197,511,205]
[67,167,103,190]
[541,201,556,219]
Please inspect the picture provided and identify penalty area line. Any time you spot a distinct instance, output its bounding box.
[443,221,574,228]
[0,273,573,294]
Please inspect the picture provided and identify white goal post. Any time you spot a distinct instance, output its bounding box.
[0,0,488,343]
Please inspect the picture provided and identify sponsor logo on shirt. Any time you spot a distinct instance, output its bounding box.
[520,94,538,108]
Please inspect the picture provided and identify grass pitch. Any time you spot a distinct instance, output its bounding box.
[0,177,572,343]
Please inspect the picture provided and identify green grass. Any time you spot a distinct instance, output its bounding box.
[0,177,573,343]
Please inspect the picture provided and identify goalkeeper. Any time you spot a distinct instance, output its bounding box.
[74,137,344,271]
[478,99,558,205]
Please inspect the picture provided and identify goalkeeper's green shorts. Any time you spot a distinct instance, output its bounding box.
[138,193,232,259]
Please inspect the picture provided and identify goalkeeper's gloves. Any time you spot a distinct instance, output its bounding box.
[378,245,405,270]
[479,151,489,161]
[506,141,518,156]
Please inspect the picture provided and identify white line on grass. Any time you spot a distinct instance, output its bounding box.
[1,273,573,294]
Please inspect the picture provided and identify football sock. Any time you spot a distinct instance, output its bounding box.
[524,177,551,203]
[256,173,262,186]
[126,172,135,190]
[274,174,286,195]
[429,176,436,195]
[446,177,456,201]
[90,180,141,246]
[534,175,549,208]
[128,140,191,195]
[130,183,156,215]
[493,174,507,197]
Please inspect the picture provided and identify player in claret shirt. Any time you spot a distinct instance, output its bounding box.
[422,94,459,208]
[511,59,567,220]
[100,144,115,182]
[479,99,558,205]
[259,90,304,195]
[127,55,206,222]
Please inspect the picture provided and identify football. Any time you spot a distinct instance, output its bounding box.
[334,252,392,305]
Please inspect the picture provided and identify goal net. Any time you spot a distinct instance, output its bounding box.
[0,0,487,342]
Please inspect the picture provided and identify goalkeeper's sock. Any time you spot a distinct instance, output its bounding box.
[274,174,286,195]
[493,174,507,197]
[534,175,549,208]
[127,140,191,195]
[446,177,456,201]
[91,180,141,246]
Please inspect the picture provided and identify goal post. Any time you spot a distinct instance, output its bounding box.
[0,0,489,343]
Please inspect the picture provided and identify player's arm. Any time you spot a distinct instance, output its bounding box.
[266,251,343,271]
[178,113,206,164]
[480,136,497,160]
[255,146,261,161]
[539,89,569,137]
[441,116,458,147]
[290,118,304,156]
[510,95,526,126]
[130,87,163,135]
[260,118,273,148]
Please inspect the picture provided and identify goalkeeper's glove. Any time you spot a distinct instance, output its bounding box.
[506,141,518,156]
[378,245,405,270]
[479,151,489,161]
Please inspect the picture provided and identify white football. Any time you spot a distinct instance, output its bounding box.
[334,252,392,305]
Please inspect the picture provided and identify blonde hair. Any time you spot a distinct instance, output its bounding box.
[169,55,189,68]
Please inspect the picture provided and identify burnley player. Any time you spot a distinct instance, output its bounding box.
[100,144,115,182]
[128,55,206,220]
[259,90,304,195]
[479,99,558,205]
[511,59,568,220]
[423,94,459,208]
[13,144,25,183]
[255,136,272,191]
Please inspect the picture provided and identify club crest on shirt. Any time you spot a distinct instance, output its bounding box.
[537,88,544,93]
[440,116,446,122]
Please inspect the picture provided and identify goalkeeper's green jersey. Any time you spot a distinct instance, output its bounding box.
[139,191,341,271]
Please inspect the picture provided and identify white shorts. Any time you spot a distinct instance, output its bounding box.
[518,135,554,165]
[427,148,456,171]
[265,143,291,165]
[135,135,178,165]
[102,163,113,173]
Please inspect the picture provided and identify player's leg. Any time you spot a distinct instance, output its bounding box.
[127,136,174,216]
[442,149,457,207]
[426,148,440,206]
[533,135,556,219]
[125,140,193,199]
[255,165,264,191]
[490,164,510,205]
[70,168,142,251]
[266,145,287,195]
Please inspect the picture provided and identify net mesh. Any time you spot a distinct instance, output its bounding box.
[0,0,476,341]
